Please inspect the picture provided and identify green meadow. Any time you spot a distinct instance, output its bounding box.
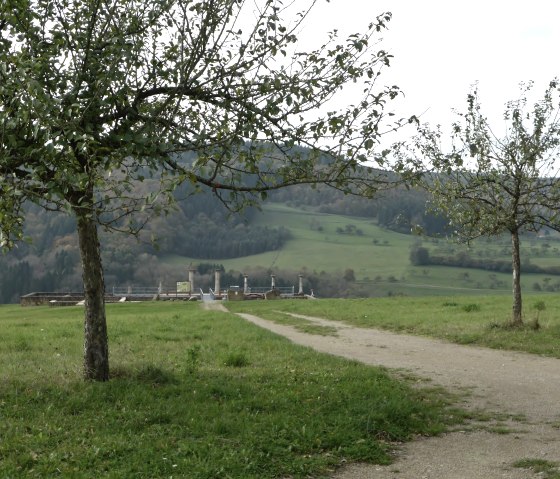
[4,294,560,477]
[0,302,463,478]
[162,203,560,297]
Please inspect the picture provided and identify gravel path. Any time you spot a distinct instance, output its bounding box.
[232,309,560,479]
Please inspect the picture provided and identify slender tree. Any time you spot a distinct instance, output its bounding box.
[0,0,409,380]
[413,81,560,326]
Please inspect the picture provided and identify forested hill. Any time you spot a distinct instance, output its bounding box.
[0,183,444,303]
[269,185,448,236]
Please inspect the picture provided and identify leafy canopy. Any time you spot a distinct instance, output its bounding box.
[0,0,408,250]
[412,80,560,241]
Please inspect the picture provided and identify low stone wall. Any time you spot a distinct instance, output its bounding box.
[20,292,201,306]
[20,292,128,306]
[20,292,85,306]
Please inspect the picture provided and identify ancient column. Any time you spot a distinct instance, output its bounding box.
[188,268,196,292]
[298,274,304,295]
[271,274,276,289]
[243,274,249,294]
[214,269,221,296]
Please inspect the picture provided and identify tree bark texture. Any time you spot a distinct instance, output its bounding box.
[77,214,109,381]
[511,230,523,326]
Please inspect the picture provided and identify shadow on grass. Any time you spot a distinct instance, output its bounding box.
[110,364,179,386]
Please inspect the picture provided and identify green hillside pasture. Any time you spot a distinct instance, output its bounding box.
[353,266,511,298]
[423,234,560,270]
[371,266,560,298]
[246,205,560,295]
[0,302,462,478]
[162,203,413,278]
[228,295,560,358]
[162,202,423,292]
[247,203,413,276]
[160,203,560,296]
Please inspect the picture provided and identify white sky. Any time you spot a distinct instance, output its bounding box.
[299,0,560,132]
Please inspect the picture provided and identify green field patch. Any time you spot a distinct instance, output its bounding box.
[0,302,463,478]
[513,458,560,479]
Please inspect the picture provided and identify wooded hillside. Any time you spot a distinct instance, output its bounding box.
[0,182,442,303]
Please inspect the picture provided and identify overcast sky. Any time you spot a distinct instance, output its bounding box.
[299,0,560,132]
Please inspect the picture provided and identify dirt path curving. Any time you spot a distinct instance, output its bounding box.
[231,309,560,479]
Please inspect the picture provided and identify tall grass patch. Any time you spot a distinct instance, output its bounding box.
[0,302,460,478]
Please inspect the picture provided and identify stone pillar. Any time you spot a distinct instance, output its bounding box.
[214,269,221,296]
[188,268,196,292]
[298,274,304,295]
[271,274,276,289]
[243,274,249,294]
[158,280,162,294]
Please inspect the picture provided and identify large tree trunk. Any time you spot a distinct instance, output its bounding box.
[77,214,109,381]
[511,230,523,326]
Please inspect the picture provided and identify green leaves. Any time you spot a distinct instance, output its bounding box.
[0,0,406,241]
[0,178,25,252]
[418,80,560,247]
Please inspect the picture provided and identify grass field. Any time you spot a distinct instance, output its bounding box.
[228,294,560,358]
[0,302,464,478]
[162,203,412,276]
[161,202,560,297]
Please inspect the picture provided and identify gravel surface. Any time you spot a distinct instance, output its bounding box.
[231,309,560,479]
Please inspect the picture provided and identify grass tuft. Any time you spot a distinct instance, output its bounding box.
[527,318,541,331]
[513,458,560,479]
[462,303,481,312]
[487,321,502,330]
[224,351,250,367]
[135,364,178,385]
[186,344,202,373]
[533,300,546,312]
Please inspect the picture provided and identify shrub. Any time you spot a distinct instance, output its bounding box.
[186,344,202,373]
[224,352,249,368]
[409,245,431,266]
[136,365,178,385]
[462,304,481,313]
[533,301,546,312]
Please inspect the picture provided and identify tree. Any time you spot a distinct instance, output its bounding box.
[409,243,430,266]
[413,81,560,326]
[343,268,355,282]
[0,0,409,380]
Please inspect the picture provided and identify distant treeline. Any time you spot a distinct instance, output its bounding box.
[148,190,292,259]
[409,245,560,275]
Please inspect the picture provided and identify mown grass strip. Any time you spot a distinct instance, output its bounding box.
[513,458,560,479]
[0,302,462,478]
[236,307,338,336]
